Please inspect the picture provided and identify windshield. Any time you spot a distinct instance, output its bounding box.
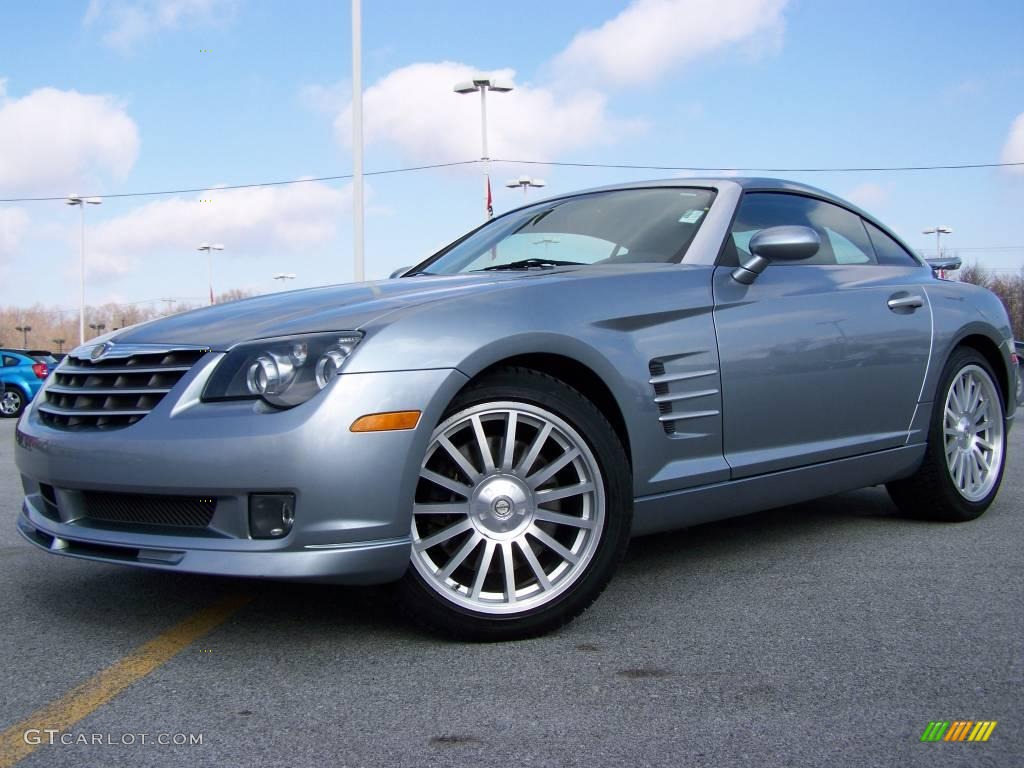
[413,187,716,275]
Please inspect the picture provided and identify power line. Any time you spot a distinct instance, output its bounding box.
[2,157,1023,204]
[0,160,481,203]
[492,158,1024,173]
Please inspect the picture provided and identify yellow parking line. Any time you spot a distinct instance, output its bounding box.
[0,593,251,768]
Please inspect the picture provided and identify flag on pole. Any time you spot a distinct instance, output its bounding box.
[486,176,493,220]
[210,285,215,305]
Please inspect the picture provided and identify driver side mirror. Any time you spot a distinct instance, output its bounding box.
[389,266,412,279]
[731,225,821,285]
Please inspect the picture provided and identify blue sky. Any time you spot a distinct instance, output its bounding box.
[1,0,1022,310]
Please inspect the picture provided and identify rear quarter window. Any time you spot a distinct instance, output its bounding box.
[864,221,920,266]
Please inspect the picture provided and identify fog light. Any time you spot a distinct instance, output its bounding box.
[249,494,296,539]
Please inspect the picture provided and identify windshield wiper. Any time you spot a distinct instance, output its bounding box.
[476,258,584,272]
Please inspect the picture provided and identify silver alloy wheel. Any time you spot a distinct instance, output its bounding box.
[0,390,22,416]
[943,364,1004,502]
[411,401,605,615]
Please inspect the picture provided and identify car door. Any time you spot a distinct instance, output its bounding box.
[712,192,932,478]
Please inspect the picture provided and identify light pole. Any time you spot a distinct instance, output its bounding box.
[15,325,31,348]
[88,322,106,339]
[506,176,545,199]
[197,243,225,305]
[160,297,177,315]
[351,0,365,283]
[52,338,66,354]
[66,195,103,346]
[923,226,953,258]
[454,77,514,220]
[273,272,297,289]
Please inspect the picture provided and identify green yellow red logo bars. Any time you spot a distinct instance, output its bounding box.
[920,721,997,742]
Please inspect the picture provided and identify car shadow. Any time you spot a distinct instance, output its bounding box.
[23,485,918,643]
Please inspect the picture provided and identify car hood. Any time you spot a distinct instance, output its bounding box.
[108,273,533,350]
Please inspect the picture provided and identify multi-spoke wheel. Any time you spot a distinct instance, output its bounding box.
[0,388,24,418]
[942,365,1004,502]
[400,368,631,640]
[888,348,1006,521]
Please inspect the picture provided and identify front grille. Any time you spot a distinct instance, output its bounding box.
[82,491,216,528]
[38,346,207,431]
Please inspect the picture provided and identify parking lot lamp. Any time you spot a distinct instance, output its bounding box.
[273,272,297,289]
[197,243,225,304]
[506,176,546,199]
[453,78,514,220]
[66,195,103,346]
[922,226,953,258]
[15,325,31,348]
[52,338,66,354]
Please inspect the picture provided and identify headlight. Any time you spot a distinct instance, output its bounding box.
[203,332,362,408]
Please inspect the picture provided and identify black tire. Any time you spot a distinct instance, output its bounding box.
[399,367,632,641]
[887,347,1007,522]
[0,387,25,419]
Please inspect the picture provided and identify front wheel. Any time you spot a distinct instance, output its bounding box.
[0,388,25,418]
[887,347,1006,521]
[399,368,632,641]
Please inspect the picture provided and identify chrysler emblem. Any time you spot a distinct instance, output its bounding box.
[91,342,112,361]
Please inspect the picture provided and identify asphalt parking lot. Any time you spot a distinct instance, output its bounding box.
[0,416,1020,768]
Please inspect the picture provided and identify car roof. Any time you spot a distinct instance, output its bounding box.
[0,349,42,358]
[537,176,865,213]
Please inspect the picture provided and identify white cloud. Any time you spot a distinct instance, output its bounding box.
[335,61,640,163]
[845,182,889,209]
[84,0,238,52]
[0,207,30,263]
[83,180,351,277]
[554,0,789,88]
[0,85,139,194]
[1001,112,1024,174]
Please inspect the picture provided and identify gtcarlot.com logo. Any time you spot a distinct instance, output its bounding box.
[920,720,997,742]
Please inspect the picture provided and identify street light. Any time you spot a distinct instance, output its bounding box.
[273,272,297,288]
[922,226,953,258]
[66,195,103,346]
[506,176,546,198]
[52,338,66,354]
[453,77,514,220]
[88,322,106,339]
[15,325,31,348]
[159,297,177,315]
[197,243,225,305]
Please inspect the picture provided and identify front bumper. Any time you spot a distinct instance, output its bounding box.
[15,359,468,584]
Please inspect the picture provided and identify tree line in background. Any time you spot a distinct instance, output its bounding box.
[2,269,1022,353]
[0,288,254,352]
[957,263,1024,340]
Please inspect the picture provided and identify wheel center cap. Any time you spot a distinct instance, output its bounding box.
[955,416,973,448]
[471,475,533,538]
[492,496,514,519]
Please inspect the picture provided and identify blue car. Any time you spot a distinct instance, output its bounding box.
[1,349,54,418]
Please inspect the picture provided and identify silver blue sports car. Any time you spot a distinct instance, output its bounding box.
[14,178,1017,639]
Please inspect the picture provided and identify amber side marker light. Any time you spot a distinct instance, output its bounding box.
[350,410,421,432]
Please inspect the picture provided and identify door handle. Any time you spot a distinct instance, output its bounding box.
[887,294,924,311]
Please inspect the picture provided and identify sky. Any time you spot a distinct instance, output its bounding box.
[1,0,1022,312]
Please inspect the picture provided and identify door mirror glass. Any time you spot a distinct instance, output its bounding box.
[731,225,820,284]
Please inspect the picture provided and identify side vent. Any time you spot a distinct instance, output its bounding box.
[648,353,721,437]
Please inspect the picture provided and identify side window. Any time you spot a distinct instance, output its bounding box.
[864,220,920,266]
[2,355,19,367]
[722,193,877,267]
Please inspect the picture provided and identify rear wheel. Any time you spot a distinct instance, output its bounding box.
[0,388,24,418]
[887,348,1006,521]
[399,368,631,640]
